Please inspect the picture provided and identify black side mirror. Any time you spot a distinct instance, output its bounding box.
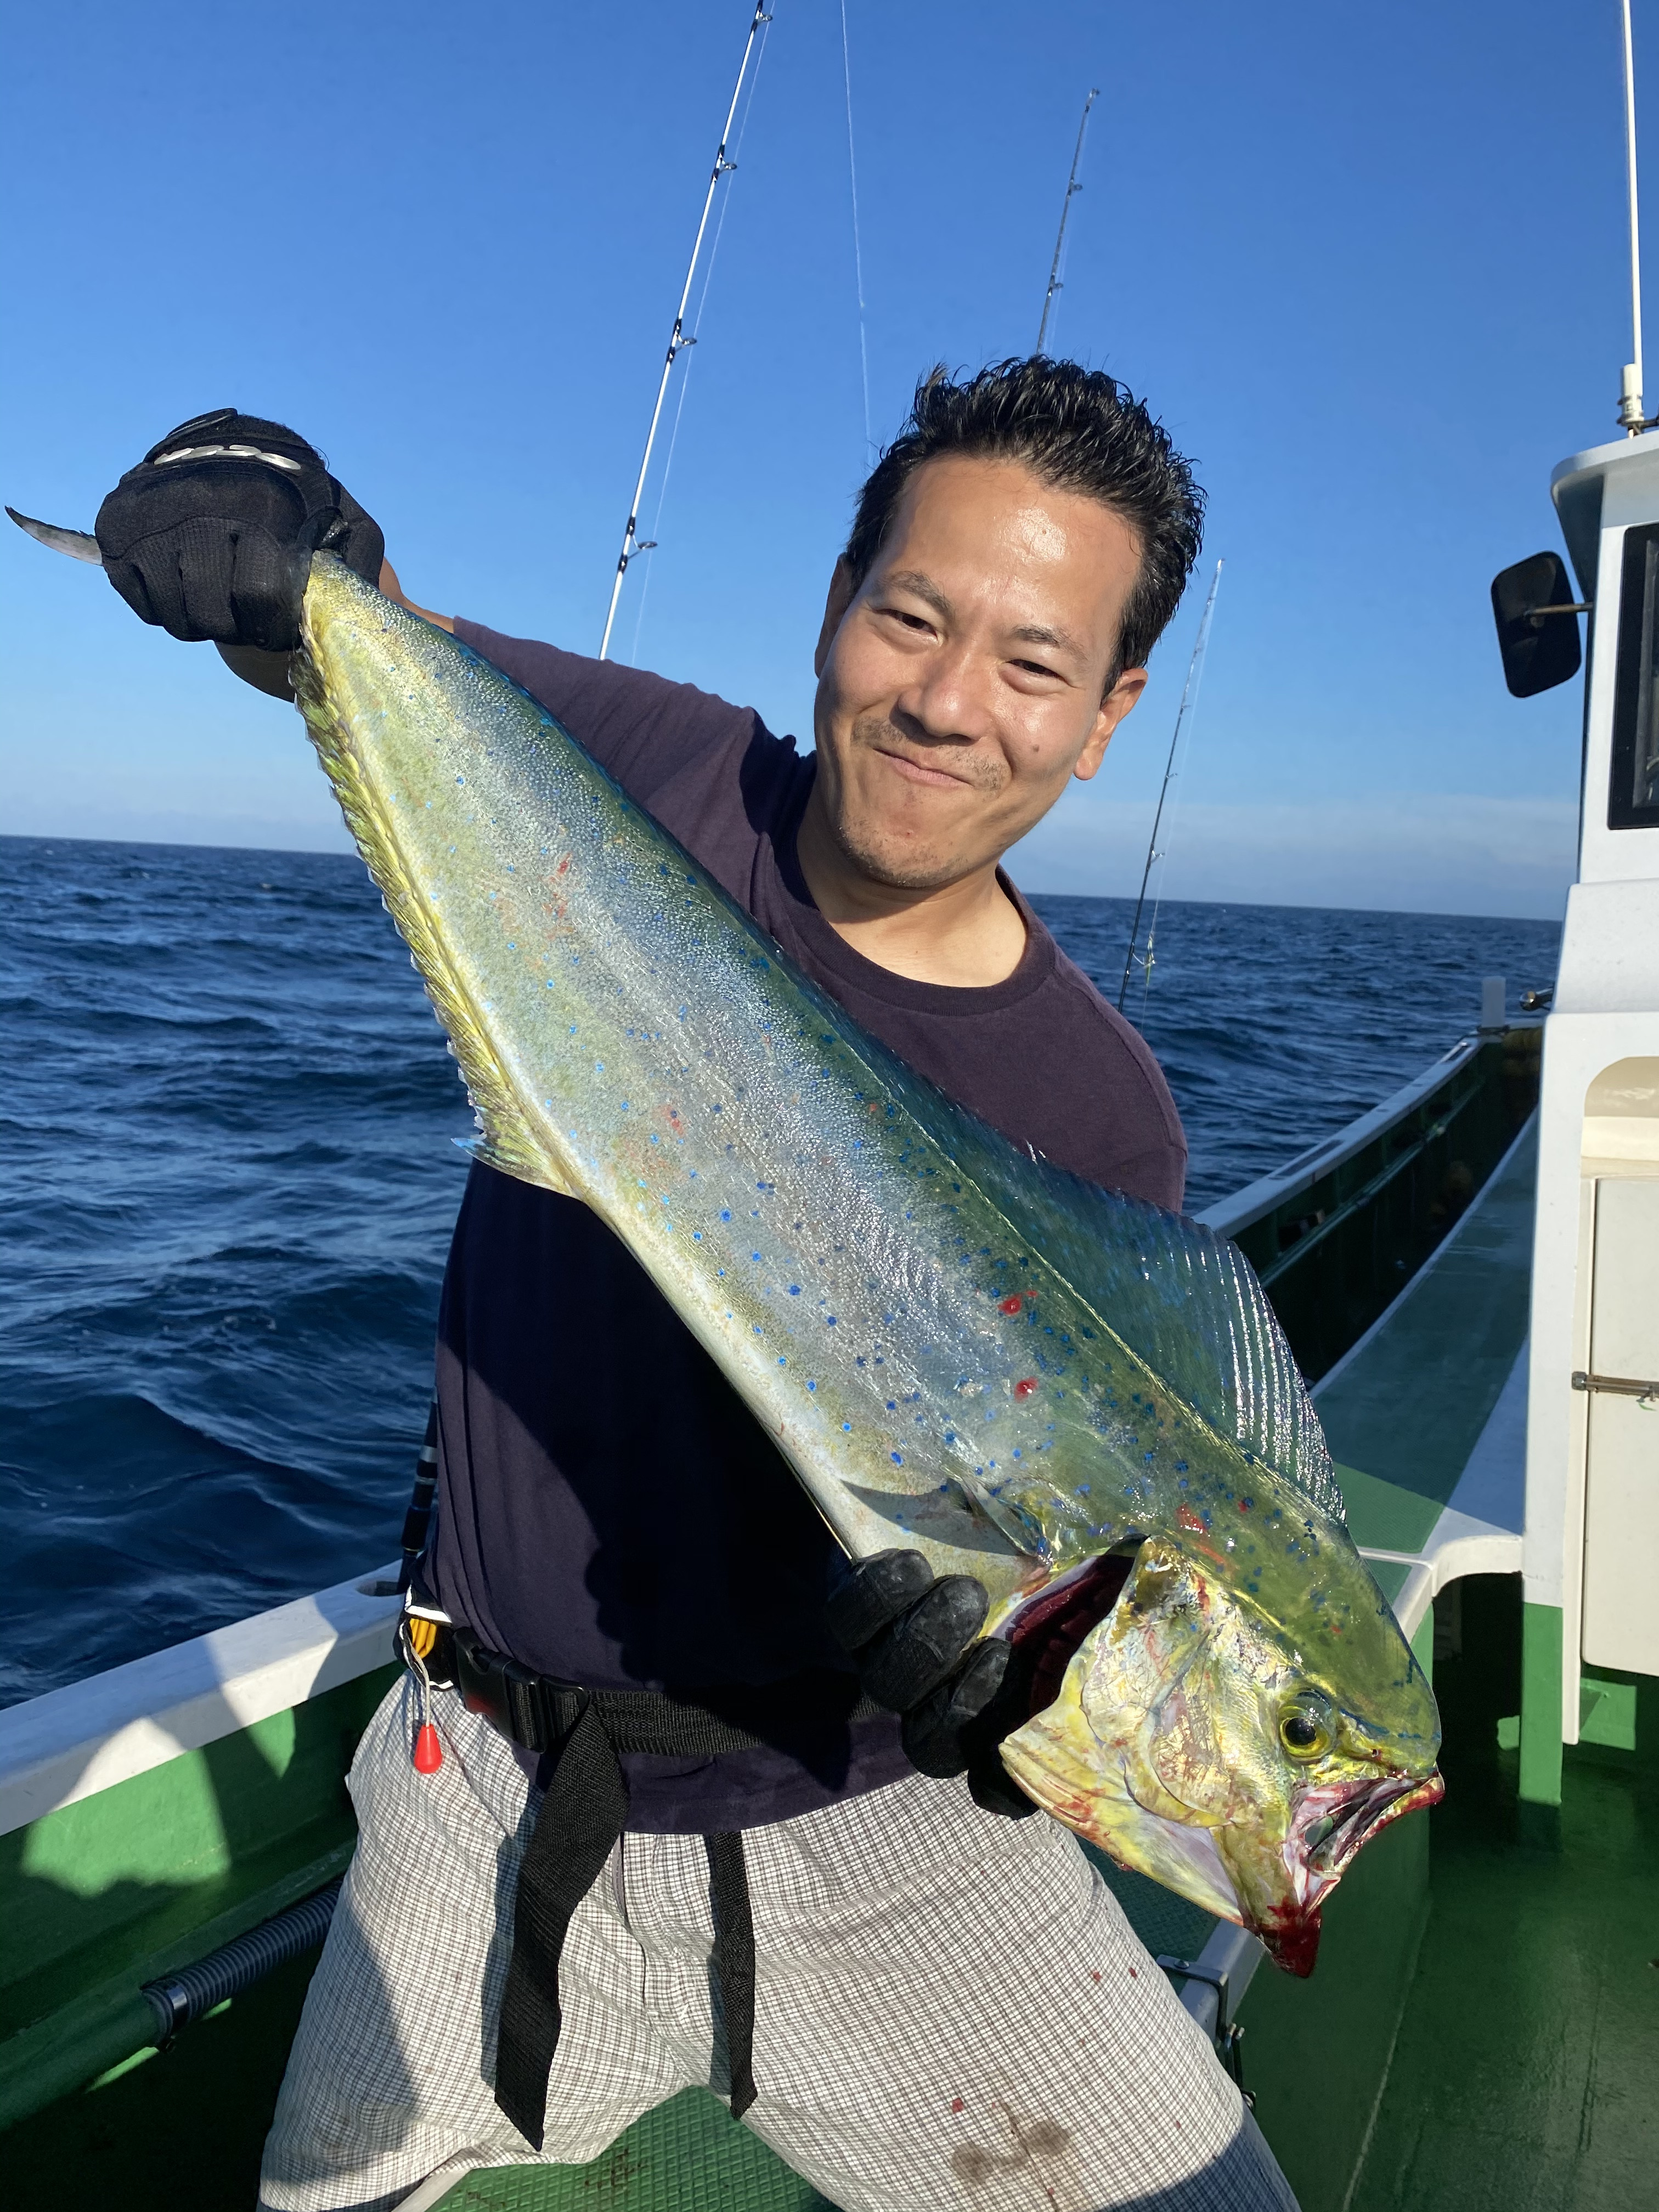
[1491,551,1584,698]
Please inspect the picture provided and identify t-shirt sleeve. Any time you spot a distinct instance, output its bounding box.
[1045,956,1187,1210]
[453,619,758,808]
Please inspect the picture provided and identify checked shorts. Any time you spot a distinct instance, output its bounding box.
[258,1676,1299,2212]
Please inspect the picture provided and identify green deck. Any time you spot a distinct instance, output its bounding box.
[1346,1586,1658,2212]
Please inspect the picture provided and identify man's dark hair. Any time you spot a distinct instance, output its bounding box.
[844,358,1205,679]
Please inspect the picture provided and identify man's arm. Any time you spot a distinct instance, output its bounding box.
[215,558,452,701]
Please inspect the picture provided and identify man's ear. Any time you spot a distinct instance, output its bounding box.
[1073,665,1148,783]
[814,558,857,679]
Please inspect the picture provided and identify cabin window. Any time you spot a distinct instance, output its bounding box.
[1610,524,1659,828]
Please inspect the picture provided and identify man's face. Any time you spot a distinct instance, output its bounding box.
[810,454,1148,891]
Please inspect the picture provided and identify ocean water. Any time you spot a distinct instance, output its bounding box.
[0,833,1561,1706]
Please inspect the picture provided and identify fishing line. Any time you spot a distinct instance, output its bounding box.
[1118,559,1223,1014]
[628,7,775,665]
[840,0,874,467]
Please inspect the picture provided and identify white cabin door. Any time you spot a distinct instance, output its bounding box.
[1579,1176,1659,1674]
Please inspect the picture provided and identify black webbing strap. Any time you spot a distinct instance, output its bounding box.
[705,1832,757,2117]
[494,1702,629,2145]
[489,1676,859,2145]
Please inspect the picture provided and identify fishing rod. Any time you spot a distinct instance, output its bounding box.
[1116,559,1224,1012]
[598,1,774,661]
[1037,87,1100,353]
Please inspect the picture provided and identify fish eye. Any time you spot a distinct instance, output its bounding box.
[1278,1691,1335,1762]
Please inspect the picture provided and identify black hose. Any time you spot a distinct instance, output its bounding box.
[141,1877,342,2045]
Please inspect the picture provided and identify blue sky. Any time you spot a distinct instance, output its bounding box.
[0,0,1640,916]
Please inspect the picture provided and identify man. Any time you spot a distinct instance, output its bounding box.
[95,362,1296,2212]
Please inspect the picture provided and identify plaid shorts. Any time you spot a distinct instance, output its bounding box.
[258,1677,1297,2212]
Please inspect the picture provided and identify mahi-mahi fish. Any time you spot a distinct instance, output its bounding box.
[294,553,1444,1973]
[8,510,1443,1973]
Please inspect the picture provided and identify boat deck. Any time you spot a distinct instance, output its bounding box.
[1348,1590,1658,2212]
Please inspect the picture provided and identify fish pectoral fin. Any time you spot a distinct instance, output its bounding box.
[454,1132,583,1202]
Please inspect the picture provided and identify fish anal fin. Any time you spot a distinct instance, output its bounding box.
[454,1130,583,1203]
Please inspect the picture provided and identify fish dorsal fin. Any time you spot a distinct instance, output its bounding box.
[946,1112,1345,1520]
[811,1007,1345,1523]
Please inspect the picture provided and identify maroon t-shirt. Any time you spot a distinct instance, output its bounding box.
[428,622,1187,1832]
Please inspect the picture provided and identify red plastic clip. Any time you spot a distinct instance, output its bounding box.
[413,1722,444,1775]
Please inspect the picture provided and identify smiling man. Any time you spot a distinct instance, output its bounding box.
[95,361,1296,2212]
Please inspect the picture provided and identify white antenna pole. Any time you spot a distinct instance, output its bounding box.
[1037,88,1100,354]
[1117,560,1223,1013]
[1620,0,1648,433]
[599,2,772,659]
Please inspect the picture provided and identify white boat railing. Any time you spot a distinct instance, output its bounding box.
[0,1566,401,1838]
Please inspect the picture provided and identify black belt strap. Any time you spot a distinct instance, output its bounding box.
[494,1702,630,2146]
[457,1633,876,2147]
[705,1831,757,2118]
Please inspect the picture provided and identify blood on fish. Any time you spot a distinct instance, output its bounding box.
[950,2098,965,2114]
[1000,1295,1023,1315]
[1014,1378,1038,1398]
[1177,1505,1207,1534]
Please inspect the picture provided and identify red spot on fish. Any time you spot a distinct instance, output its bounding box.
[868,1101,881,1113]
[1177,1505,1207,1534]
[1000,1295,1023,1315]
[1238,1497,1253,1512]
[1014,1378,1038,1398]
[413,1723,443,1775]
[950,2098,964,2113]
[556,856,569,876]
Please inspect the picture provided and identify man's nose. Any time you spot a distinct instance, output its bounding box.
[895,641,998,746]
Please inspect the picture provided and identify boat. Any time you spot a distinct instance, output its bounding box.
[5,111,1656,2212]
[0,913,1589,2211]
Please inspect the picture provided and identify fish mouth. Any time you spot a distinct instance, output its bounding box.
[1294,1766,1445,1883]
[1251,1766,1446,1977]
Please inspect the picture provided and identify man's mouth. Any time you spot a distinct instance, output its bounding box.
[871,744,977,791]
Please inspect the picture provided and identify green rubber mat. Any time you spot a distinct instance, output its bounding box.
[430,2087,831,2210]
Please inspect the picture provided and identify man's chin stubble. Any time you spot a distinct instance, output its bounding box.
[826,815,977,893]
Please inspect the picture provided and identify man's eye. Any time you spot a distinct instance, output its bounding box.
[1012,659,1060,680]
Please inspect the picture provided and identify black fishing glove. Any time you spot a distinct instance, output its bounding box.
[94,409,385,654]
[827,1549,1036,1819]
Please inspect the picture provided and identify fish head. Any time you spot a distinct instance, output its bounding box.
[996,1535,1442,1973]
